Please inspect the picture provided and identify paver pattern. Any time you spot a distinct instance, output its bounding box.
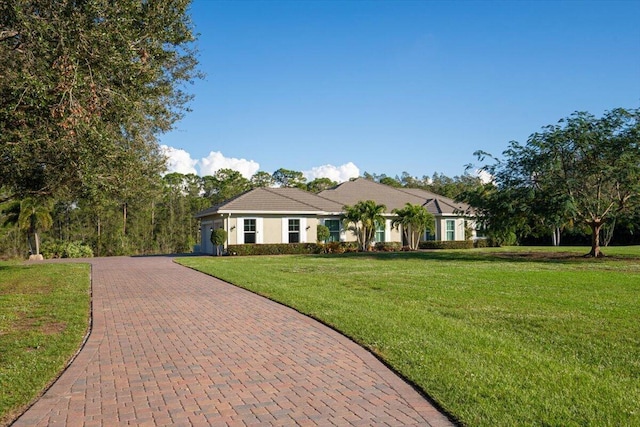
[14,256,453,426]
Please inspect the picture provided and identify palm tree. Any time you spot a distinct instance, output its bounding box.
[343,200,386,251]
[3,197,54,257]
[392,203,435,250]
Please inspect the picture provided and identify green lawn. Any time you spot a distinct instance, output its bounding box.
[178,247,640,427]
[0,262,90,426]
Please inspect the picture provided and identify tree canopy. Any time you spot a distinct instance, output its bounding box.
[0,0,199,200]
[466,108,640,257]
[342,200,386,252]
[391,203,435,250]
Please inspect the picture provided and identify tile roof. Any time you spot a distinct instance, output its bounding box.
[319,178,471,215]
[196,178,473,218]
[195,187,344,218]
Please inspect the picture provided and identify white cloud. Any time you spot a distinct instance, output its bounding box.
[198,151,260,179]
[304,162,360,183]
[475,169,493,184]
[161,145,198,175]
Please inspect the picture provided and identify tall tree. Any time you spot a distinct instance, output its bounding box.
[391,203,435,250]
[250,171,275,188]
[473,108,640,257]
[272,168,307,189]
[342,200,387,252]
[0,0,199,200]
[306,177,337,193]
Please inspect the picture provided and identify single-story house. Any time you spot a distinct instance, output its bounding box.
[195,177,475,254]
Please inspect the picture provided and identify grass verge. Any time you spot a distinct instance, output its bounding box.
[178,246,640,427]
[0,262,90,426]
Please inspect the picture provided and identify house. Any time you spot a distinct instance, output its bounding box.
[195,178,474,254]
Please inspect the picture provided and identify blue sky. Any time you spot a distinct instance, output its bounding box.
[159,0,640,182]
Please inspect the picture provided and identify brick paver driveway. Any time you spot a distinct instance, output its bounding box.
[14,256,452,426]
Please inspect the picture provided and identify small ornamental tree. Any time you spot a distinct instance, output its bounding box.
[210,228,227,256]
[343,200,386,251]
[317,224,330,243]
[391,203,434,250]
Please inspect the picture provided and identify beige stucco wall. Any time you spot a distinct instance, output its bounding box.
[199,213,470,254]
[435,216,467,241]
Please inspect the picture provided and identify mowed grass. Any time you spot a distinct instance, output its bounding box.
[0,262,90,426]
[178,246,640,427]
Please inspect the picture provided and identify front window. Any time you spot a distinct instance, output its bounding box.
[446,220,455,241]
[288,219,300,243]
[244,219,256,244]
[324,219,341,242]
[375,222,385,243]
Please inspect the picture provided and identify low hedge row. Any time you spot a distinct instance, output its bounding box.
[226,240,485,256]
[227,243,324,256]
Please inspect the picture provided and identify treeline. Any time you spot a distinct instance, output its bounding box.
[0,168,483,259]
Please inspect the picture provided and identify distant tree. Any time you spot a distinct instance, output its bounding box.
[203,169,250,204]
[391,203,434,250]
[273,168,307,188]
[306,177,337,193]
[343,200,386,251]
[472,108,640,257]
[250,171,275,188]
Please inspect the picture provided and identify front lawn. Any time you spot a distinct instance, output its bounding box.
[0,263,90,426]
[178,247,640,427]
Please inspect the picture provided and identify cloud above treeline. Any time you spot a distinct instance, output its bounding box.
[161,145,360,183]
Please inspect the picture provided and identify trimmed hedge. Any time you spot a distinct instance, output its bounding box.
[418,240,474,250]
[227,243,323,256]
[374,242,402,252]
[323,241,359,254]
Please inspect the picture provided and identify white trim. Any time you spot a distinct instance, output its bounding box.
[300,218,307,243]
[256,218,263,244]
[384,219,391,243]
[281,218,288,243]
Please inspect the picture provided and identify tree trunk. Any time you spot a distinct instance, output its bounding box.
[588,221,604,258]
[34,231,40,255]
[551,227,561,246]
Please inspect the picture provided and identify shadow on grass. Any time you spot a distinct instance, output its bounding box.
[309,249,637,265]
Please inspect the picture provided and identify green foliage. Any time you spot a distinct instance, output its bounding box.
[469,108,640,258]
[343,200,387,251]
[210,228,227,256]
[0,0,199,200]
[210,228,228,246]
[306,177,337,193]
[250,171,275,188]
[40,240,94,259]
[316,224,330,243]
[391,203,435,250]
[323,241,359,254]
[373,242,402,252]
[272,168,307,189]
[227,243,323,256]
[0,263,90,425]
[179,247,640,427]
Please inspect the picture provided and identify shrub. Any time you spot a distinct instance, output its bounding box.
[41,240,94,259]
[374,242,402,252]
[317,224,330,243]
[227,243,323,256]
[324,241,359,254]
[418,240,474,250]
